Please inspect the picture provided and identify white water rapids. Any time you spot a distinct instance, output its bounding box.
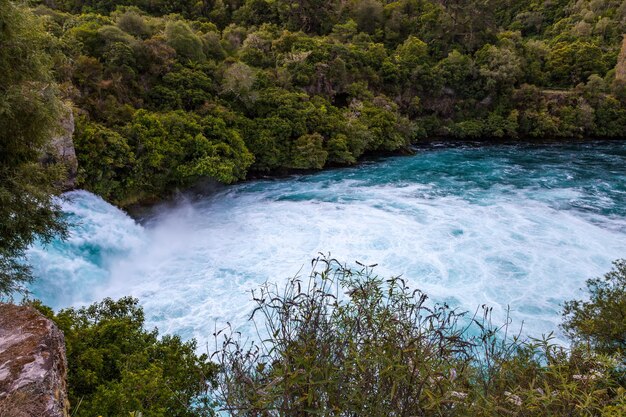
[27,142,626,344]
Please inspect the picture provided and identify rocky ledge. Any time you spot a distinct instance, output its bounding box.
[0,304,69,417]
[44,103,78,190]
[617,34,626,82]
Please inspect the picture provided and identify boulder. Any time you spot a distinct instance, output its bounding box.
[0,304,69,417]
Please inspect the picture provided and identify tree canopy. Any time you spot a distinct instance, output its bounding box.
[18,0,626,206]
[32,297,218,417]
[0,0,67,295]
[563,260,626,356]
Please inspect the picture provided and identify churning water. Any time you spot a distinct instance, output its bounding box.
[27,142,626,344]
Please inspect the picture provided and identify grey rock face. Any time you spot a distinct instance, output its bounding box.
[47,103,78,190]
[616,35,626,82]
[0,304,69,417]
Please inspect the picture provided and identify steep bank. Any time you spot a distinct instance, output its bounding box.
[31,2,626,208]
[0,304,69,417]
[616,34,626,82]
[44,103,78,191]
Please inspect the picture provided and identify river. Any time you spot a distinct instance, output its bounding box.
[27,141,626,344]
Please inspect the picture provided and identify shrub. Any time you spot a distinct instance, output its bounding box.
[289,133,328,169]
[31,297,218,417]
[562,259,626,356]
[165,20,206,62]
[213,255,626,416]
[116,10,151,38]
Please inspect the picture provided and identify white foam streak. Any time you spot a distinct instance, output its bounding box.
[28,165,626,345]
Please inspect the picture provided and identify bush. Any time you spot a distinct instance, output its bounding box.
[31,297,218,417]
[24,258,626,416]
[562,259,626,356]
[213,255,626,416]
[289,133,328,169]
[165,20,205,62]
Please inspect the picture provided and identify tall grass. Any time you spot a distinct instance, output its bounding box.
[212,255,625,416]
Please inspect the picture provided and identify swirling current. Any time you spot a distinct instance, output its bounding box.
[27,141,626,344]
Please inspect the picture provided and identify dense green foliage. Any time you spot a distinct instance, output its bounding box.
[25,0,626,204]
[26,260,626,416]
[0,0,68,295]
[214,257,626,416]
[32,297,217,417]
[563,259,626,357]
[4,1,626,414]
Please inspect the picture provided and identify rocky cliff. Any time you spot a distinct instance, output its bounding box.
[616,34,626,82]
[0,304,69,417]
[46,103,78,190]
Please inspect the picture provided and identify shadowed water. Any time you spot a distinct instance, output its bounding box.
[27,141,626,343]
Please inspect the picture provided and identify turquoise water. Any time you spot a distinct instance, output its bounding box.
[27,141,626,343]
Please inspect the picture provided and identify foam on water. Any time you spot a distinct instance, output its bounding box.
[27,142,626,344]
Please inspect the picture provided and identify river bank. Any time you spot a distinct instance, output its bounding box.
[124,138,626,220]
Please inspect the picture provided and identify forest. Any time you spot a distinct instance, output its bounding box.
[27,0,626,205]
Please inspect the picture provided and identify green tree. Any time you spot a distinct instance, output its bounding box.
[32,297,218,417]
[434,50,478,97]
[275,0,338,34]
[359,97,414,151]
[547,41,608,86]
[165,20,206,62]
[289,133,328,169]
[593,96,626,137]
[239,28,275,68]
[0,0,67,295]
[122,110,253,201]
[394,35,429,68]
[74,117,136,203]
[148,65,214,111]
[220,61,257,105]
[326,134,357,164]
[116,9,152,38]
[239,116,292,170]
[350,0,383,34]
[476,43,523,92]
[562,260,626,356]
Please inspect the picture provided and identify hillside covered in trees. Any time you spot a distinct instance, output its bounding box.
[28,0,626,205]
[2,2,626,415]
